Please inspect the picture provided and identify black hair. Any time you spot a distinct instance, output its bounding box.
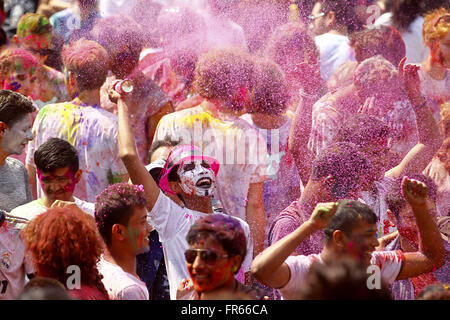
[386,174,438,220]
[320,0,361,32]
[324,199,378,242]
[94,183,147,247]
[34,138,79,174]
[18,277,72,300]
[0,90,35,127]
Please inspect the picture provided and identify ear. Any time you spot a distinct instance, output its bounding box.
[74,169,82,183]
[111,224,126,242]
[326,10,336,27]
[332,230,346,249]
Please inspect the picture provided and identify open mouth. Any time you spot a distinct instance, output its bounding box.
[196,177,212,189]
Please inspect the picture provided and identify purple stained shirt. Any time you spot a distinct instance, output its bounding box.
[269,201,324,256]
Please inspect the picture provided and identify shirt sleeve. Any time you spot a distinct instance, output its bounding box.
[22,165,33,203]
[278,255,313,300]
[371,250,404,285]
[248,129,269,184]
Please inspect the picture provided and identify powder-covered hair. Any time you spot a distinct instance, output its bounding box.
[0,47,39,80]
[263,22,318,73]
[249,59,289,115]
[23,207,108,297]
[61,38,109,91]
[423,7,450,45]
[186,214,247,269]
[193,48,255,110]
[349,26,406,67]
[94,183,147,246]
[16,13,52,38]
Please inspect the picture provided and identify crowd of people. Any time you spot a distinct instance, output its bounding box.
[0,0,449,301]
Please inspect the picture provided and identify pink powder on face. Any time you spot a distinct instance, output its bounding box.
[37,168,77,193]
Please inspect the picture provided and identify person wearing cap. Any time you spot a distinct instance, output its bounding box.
[114,90,254,300]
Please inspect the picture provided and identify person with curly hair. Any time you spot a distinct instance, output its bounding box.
[0,47,39,98]
[95,182,151,300]
[23,206,109,300]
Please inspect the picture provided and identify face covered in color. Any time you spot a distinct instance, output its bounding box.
[340,220,380,266]
[0,114,33,155]
[37,166,79,202]
[3,58,37,96]
[177,158,216,197]
[185,235,236,293]
[124,206,151,255]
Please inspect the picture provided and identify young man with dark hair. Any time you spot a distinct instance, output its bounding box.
[115,91,253,300]
[252,177,445,300]
[178,214,262,300]
[10,137,94,224]
[0,90,34,212]
[26,38,128,203]
[383,174,450,300]
[95,182,151,300]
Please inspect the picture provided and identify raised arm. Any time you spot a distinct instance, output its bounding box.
[251,202,338,288]
[113,90,161,210]
[386,59,442,179]
[396,177,445,280]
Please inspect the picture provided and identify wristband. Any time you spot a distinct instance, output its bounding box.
[298,88,320,100]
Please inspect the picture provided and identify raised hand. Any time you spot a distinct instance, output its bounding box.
[308,202,339,230]
[401,176,428,208]
[398,57,424,107]
[358,96,385,118]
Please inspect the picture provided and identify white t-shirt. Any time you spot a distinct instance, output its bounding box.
[153,102,268,222]
[314,33,356,82]
[279,251,404,300]
[148,191,254,300]
[97,258,149,300]
[0,221,36,300]
[9,198,95,227]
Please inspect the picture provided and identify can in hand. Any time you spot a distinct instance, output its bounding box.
[113,79,134,95]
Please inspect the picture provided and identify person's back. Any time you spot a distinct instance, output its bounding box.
[25,39,127,202]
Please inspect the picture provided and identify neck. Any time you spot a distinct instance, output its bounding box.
[198,277,237,300]
[103,246,138,278]
[0,149,9,166]
[250,113,286,129]
[183,195,213,214]
[423,55,447,80]
[41,195,75,208]
[71,90,101,107]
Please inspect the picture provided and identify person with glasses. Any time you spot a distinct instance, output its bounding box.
[177,214,263,300]
[113,90,253,300]
[13,12,67,107]
[309,0,358,81]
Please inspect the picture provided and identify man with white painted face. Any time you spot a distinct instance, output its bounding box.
[0,90,34,212]
[115,91,253,300]
[10,138,94,227]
